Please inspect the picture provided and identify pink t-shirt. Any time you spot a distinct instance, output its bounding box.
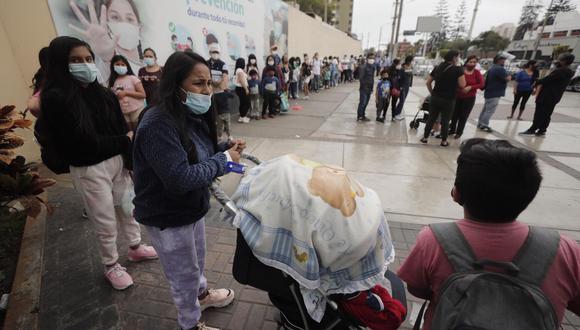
[398,219,580,329]
[112,75,144,114]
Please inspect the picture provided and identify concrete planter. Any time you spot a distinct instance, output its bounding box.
[3,204,47,330]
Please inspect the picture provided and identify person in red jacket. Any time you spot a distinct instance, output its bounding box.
[448,55,485,139]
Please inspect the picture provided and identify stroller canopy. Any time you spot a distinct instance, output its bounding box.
[232,154,395,321]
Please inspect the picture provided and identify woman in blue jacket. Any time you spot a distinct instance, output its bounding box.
[133,51,245,330]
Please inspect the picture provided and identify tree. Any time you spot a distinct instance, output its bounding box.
[441,38,469,53]
[430,0,451,49]
[545,0,576,25]
[514,0,542,41]
[450,0,468,40]
[470,31,511,57]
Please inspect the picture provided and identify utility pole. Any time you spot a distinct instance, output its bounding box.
[532,0,554,59]
[324,0,328,23]
[388,0,400,59]
[378,26,384,52]
[467,0,481,40]
[393,0,404,58]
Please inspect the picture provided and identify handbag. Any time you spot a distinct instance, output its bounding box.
[280,92,289,112]
[391,87,401,97]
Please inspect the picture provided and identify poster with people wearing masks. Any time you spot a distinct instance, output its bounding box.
[47,0,289,82]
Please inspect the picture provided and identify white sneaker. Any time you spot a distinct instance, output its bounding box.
[303,96,309,100]
[243,117,250,123]
[199,288,235,311]
[193,323,220,330]
[395,115,405,121]
[237,117,244,123]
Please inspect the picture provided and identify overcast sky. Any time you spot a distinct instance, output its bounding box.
[352,0,580,50]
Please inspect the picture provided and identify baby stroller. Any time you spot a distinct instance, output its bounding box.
[211,155,407,330]
[409,96,430,130]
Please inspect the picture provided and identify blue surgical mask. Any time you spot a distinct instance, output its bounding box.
[181,88,212,114]
[114,65,128,75]
[144,57,155,66]
[69,63,98,84]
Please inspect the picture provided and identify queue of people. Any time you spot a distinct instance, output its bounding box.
[26,33,579,330]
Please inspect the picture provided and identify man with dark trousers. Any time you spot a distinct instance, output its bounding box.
[356,53,377,122]
[520,53,575,136]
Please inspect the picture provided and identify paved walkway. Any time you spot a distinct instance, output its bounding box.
[38,80,580,329]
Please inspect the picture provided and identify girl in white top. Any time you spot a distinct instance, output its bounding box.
[234,58,251,123]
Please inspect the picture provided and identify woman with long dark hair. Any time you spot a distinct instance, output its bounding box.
[108,54,146,131]
[509,60,538,120]
[138,47,163,106]
[234,57,251,123]
[133,51,245,330]
[387,58,403,121]
[246,53,259,77]
[40,36,157,290]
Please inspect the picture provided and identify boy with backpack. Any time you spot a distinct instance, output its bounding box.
[375,68,391,123]
[398,138,580,330]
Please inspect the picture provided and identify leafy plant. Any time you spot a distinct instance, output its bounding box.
[0,104,55,221]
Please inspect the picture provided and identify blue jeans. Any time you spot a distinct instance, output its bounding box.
[478,97,500,127]
[395,86,409,116]
[146,220,208,329]
[357,89,372,118]
[313,75,321,92]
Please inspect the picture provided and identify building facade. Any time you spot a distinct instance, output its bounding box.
[491,23,517,40]
[506,11,580,61]
[334,0,354,34]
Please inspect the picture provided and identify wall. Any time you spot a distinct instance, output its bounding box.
[0,0,56,161]
[288,5,361,59]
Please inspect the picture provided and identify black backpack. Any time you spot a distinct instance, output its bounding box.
[415,222,560,330]
[34,114,69,174]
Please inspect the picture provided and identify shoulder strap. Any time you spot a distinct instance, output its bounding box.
[429,223,477,272]
[513,226,560,286]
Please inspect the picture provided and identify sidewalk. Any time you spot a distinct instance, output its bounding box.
[37,81,580,330]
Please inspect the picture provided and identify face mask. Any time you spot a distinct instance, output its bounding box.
[466,64,476,69]
[250,59,256,64]
[211,53,220,60]
[144,57,155,66]
[114,65,128,75]
[69,63,99,84]
[108,22,140,50]
[367,59,375,65]
[396,65,402,70]
[181,88,212,115]
[268,60,275,66]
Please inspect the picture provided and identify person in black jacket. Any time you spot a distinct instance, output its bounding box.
[133,51,245,330]
[520,53,575,136]
[40,36,157,291]
[356,53,377,121]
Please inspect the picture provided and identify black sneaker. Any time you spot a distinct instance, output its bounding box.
[535,131,546,137]
[519,130,536,135]
[376,117,385,123]
[480,126,493,133]
[360,116,371,122]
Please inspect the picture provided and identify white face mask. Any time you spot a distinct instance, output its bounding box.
[268,60,275,66]
[396,64,402,70]
[367,59,375,65]
[108,22,140,50]
[250,59,256,64]
[211,53,220,60]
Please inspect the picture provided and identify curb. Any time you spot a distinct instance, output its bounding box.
[3,205,46,330]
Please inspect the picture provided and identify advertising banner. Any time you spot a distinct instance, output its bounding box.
[48,0,288,81]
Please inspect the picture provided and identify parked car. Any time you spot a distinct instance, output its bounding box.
[567,63,580,92]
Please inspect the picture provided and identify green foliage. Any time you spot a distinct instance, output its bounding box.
[470,30,511,55]
[441,38,469,52]
[553,45,571,58]
[545,0,576,24]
